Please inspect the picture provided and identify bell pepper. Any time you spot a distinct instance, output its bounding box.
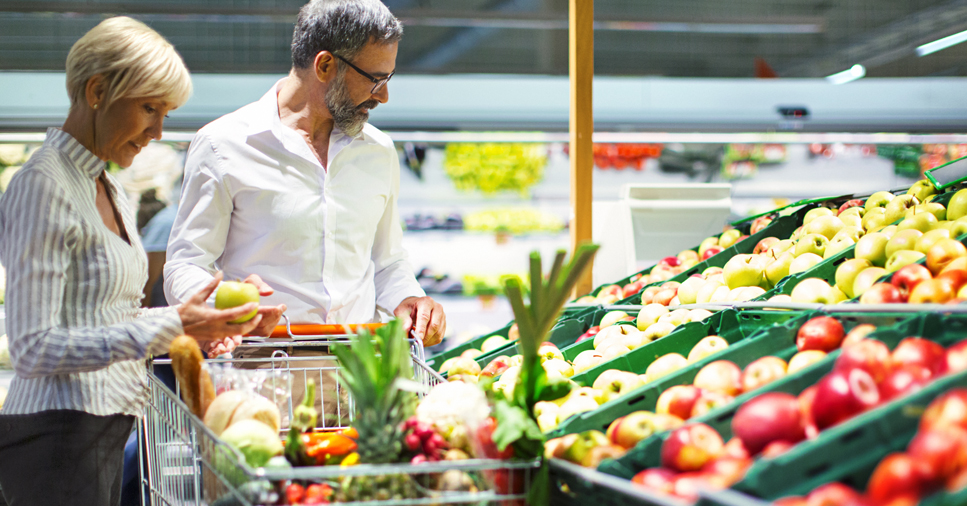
[305,432,358,465]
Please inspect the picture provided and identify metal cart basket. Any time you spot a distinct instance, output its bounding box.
[139,335,539,506]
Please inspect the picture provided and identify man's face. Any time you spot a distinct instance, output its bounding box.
[325,41,397,137]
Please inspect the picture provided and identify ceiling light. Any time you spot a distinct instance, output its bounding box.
[917,29,967,57]
[826,64,866,85]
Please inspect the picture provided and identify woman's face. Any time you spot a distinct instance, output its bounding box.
[95,96,172,167]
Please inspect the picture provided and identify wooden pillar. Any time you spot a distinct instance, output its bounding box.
[569,0,593,296]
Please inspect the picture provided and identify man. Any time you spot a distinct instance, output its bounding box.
[164,0,445,345]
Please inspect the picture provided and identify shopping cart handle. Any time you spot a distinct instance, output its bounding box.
[269,323,385,338]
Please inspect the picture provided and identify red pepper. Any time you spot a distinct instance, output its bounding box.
[304,483,333,504]
[285,483,305,505]
[305,432,358,465]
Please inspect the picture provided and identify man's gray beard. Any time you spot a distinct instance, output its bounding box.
[326,72,368,137]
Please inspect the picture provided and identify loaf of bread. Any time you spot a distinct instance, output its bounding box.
[169,335,215,418]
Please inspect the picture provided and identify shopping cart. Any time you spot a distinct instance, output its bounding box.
[139,333,538,506]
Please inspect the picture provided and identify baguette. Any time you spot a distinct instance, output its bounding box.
[169,335,215,418]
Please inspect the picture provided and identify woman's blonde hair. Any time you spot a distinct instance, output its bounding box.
[66,16,192,111]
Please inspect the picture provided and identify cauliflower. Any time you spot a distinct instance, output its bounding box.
[415,381,490,453]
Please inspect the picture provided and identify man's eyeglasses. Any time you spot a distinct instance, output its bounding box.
[333,53,394,94]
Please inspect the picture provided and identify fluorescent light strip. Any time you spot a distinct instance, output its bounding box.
[826,64,866,85]
[917,28,967,57]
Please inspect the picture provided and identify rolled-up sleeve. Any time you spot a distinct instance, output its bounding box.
[371,149,425,313]
[1,170,183,379]
[164,132,233,305]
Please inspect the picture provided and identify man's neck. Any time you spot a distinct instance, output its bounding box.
[277,70,334,167]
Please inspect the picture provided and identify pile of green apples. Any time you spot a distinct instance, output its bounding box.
[787,184,967,304]
[437,324,518,375]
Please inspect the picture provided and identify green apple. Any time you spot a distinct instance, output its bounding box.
[767,239,796,256]
[916,228,951,254]
[462,348,484,360]
[795,234,830,257]
[832,226,864,243]
[803,207,834,225]
[948,189,967,221]
[593,370,646,399]
[480,334,510,353]
[636,303,669,331]
[865,191,896,212]
[572,350,604,375]
[879,225,898,238]
[675,276,706,305]
[789,253,823,274]
[896,212,938,233]
[906,203,946,222]
[644,353,688,383]
[698,236,721,257]
[730,286,766,301]
[438,357,459,374]
[660,308,692,327]
[702,266,724,276]
[885,229,923,258]
[804,215,846,240]
[688,309,713,322]
[790,277,833,303]
[824,235,855,259]
[718,229,743,249]
[723,254,764,289]
[560,428,609,464]
[695,280,725,304]
[952,218,967,239]
[709,285,732,303]
[862,207,889,232]
[883,194,919,224]
[854,232,889,267]
[687,336,729,363]
[835,258,873,298]
[643,321,677,341]
[765,251,794,287]
[885,250,925,273]
[907,179,938,203]
[543,358,575,378]
[215,281,260,323]
[839,207,866,220]
[839,213,863,229]
[599,310,630,328]
[852,266,888,297]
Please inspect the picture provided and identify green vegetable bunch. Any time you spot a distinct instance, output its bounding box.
[443,143,547,195]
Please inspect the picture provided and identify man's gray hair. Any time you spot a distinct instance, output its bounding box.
[291,0,402,69]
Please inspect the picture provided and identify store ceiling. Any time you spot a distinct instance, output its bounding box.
[2,0,967,78]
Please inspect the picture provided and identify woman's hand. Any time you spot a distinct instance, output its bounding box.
[176,272,262,357]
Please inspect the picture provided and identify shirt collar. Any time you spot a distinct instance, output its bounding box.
[45,128,106,178]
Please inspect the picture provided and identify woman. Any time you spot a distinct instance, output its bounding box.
[0,17,262,505]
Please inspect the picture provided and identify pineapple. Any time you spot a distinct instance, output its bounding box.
[331,319,421,502]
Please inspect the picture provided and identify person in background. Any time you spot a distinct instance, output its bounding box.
[164,0,445,343]
[0,17,264,506]
[140,174,183,308]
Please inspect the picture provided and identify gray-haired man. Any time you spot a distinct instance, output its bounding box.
[165,0,446,345]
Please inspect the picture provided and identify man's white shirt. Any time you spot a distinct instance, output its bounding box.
[164,81,424,324]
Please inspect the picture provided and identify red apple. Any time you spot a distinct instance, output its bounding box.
[806,482,862,506]
[741,356,789,393]
[892,263,933,299]
[751,215,774,235]
[937,269,967,293]
[891,337,947,377]
[947,340,967,373]
[920,389,967,432]
[479,356,512,378]
[774,497,807,506]
[906,426,967,483]
[859,283,905,304]
[866,453,929,504]
[731,392,806,455]
[575,325,600,343]
[754,237,780,255]
[842,324,878,348]
[630,467,677,495]
[811,368,880,429]
[582,444,626,468]
[834,338,893,383]
[621,281,645,299]
[947,466,967,493]
[691,391,735,418]
[656,385,703,420]
[702,245,724,260]
[693,360,743,397]
[797,316,846,353]
[640,286,662,304]
[879,365,932,402]
[597,284,623,299]
[723,437,751,460]
[798,385,820,439]
[672,472,727,502]
[660,424,725,472]
[653,289,678,306]
[909,278,956,304]
[660,256,682,268]
[702,456,752,486]
[838,199,864,214]
[761,440,796,458]
[607,411,684,450]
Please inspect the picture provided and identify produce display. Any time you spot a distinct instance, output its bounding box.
[443,143,547,195]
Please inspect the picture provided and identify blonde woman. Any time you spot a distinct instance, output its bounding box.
[0,17,263,505]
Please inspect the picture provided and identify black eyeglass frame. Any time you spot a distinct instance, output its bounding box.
[333,53,394,94]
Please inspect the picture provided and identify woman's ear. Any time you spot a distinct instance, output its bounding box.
[313,51,337,84]
[84,74,106,109]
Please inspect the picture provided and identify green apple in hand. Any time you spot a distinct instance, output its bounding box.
[215,281,260,323]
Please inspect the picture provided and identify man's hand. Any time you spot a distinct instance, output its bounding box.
[394,296,446,347]
[242,274,286,337]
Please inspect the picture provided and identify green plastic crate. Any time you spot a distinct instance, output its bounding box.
[599,309,923,480]
[549,458,688,506]
[425,320,516,373]
[546,309,805,438]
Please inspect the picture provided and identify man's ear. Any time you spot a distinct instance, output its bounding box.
[314,51,337,83]
[85,74,106,108]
